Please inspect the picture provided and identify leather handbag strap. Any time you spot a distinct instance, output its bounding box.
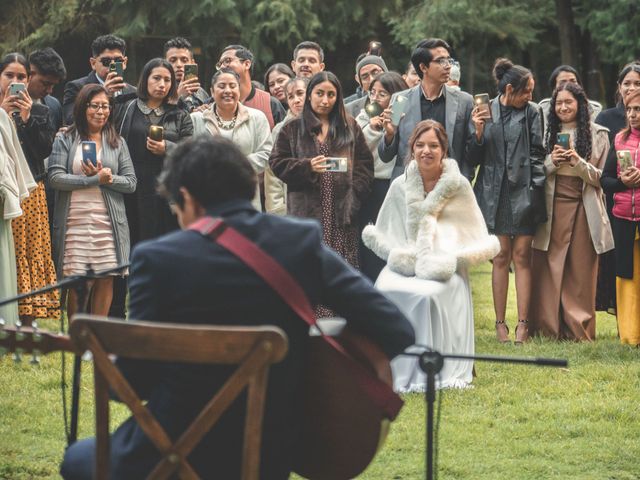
[189,216,403,420]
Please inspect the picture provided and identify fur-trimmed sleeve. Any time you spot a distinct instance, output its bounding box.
[362,177,415,275]
[268,120,317,190]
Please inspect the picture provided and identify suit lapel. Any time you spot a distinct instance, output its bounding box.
[444,86,458,150]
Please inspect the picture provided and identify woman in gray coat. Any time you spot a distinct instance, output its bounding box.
[49,84,136,319]
[468,58,546,344]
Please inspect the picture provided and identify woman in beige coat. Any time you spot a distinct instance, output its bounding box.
[191,68,272,211]
[531,82,614,340]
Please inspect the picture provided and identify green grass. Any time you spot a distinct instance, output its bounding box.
[1,262,639,479]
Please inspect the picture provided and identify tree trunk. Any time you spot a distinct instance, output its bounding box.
[555,0,577,65]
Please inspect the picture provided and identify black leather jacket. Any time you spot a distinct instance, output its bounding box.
[467,98,546,230]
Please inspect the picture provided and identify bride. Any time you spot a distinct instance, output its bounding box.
[363,119,499,391]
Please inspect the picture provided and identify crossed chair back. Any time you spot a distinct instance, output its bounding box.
[69,314,288,480]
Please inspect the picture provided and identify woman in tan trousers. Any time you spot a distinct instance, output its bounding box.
[531,82,614,340]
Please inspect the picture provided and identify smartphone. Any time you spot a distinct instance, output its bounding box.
[617,150,633,173]
[9,83,26,97]
[474,93,492,121]
[109,61,124,78]
[390,94,408,126]
[557,133,571,150]
[365,101,384,118]
[184,64,198,81]
[324,157,348,173]
[149,125,164,142]
[81,141,97,167]
[368,41,382,56]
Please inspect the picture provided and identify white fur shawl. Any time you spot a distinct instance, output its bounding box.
[362,158,500,281]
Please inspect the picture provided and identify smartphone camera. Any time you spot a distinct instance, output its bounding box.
[368,41,382,56]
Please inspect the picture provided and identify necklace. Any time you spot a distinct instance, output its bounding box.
[214,105,238,130]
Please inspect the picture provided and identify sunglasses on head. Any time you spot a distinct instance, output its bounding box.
[98,57,124,67]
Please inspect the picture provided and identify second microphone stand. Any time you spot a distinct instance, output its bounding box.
[404,348,568,480]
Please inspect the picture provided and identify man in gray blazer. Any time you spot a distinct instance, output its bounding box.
[378,38,474,180]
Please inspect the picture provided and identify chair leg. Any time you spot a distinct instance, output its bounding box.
[94,366,110,480]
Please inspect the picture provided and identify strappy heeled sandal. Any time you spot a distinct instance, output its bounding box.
[515,319,530,345]
[495,320,510,343]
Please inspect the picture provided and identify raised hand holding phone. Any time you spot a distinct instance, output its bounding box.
[310,155,329,173]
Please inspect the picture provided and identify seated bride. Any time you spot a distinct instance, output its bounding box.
[362,120,499,391]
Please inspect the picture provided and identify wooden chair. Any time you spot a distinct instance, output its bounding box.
[69,314,288,480]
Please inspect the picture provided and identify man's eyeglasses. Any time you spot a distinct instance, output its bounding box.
[87,103,111,111]
[216,57,236,71]
[431,57,455,67]
[98,57,124,67]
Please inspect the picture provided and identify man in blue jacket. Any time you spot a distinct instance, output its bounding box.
[60,135,414,479]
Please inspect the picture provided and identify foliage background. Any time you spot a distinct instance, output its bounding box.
[1,0,639,104]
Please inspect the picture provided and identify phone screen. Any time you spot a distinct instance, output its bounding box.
[81,141,97,167]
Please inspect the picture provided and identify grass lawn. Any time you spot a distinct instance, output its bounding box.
[1,262,639,479]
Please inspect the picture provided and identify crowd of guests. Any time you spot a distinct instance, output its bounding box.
[1,33,640,386]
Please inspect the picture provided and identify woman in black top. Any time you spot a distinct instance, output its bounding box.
[468,58,545,344]
[116,58,193,245]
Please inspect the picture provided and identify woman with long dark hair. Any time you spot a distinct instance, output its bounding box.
[601,88,640,345]
[531,82,613,340]
[468,58,546,344]
[49,84,136,319]
[269,71,373,269]
[595,61,640,314]
[0,52,59,324]
[115,58,193,246]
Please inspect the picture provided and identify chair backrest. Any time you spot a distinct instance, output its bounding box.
[69,314,288,480]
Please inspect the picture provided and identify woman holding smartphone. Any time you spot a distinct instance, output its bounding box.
[595,61,640,314]
[468,58,546,344]
[269,71,373,270]
[530,82,613,340]
[115,58,193,246]
[0,53,59,324]
[48,84,136,318]
[601,89,640,345]
[355,72,408,281]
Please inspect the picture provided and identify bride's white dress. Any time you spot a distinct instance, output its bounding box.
[376,267,474,392]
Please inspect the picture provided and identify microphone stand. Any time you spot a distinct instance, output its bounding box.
[402,348,568,480]
[0,263,129,446]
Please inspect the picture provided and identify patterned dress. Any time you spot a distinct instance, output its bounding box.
[316,140,359,318]
[11,181,60,319]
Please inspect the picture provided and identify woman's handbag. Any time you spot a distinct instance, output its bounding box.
[190,216,404,479]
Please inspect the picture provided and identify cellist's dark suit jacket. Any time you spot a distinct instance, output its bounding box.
[60,199,415,479]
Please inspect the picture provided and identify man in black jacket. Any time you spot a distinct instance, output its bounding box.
[27,47,66,132]
[62,34,136,125]
[60,135,414,480]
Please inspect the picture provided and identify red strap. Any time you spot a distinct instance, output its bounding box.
[189,216,403,420]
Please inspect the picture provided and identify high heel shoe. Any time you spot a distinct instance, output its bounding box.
[495,320,510,343]
[515,319,529,345]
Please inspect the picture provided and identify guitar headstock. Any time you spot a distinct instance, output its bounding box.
[0,318,75,363]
